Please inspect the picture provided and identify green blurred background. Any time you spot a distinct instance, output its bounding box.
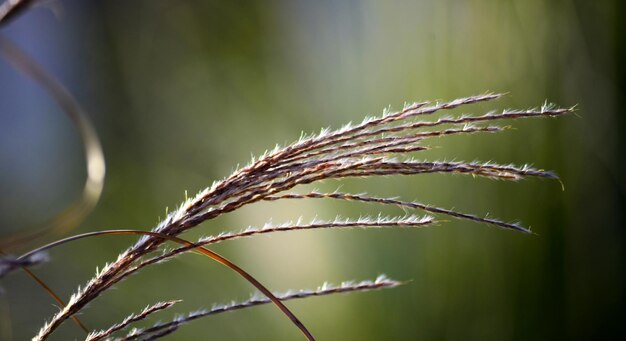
[1,0,624,340]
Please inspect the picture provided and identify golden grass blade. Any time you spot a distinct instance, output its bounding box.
[0,35,105,251]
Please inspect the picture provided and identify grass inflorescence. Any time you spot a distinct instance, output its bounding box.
[24,92,570,341]
[0,3,572,340]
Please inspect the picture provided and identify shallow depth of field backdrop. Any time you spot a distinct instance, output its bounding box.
[0,1,624,340]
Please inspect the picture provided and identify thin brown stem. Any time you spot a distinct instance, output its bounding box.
[26,230,314,341]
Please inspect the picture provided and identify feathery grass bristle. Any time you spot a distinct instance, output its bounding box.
[122,276,403,340]
[27,93,571,340]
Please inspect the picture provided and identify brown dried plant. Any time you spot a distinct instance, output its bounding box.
[20,93,569,341]
[0,2,573,340]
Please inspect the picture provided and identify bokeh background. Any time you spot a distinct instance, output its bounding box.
[1,1,624,340]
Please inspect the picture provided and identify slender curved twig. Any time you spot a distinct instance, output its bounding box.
[0,35,105,251]
[21,230,314,341]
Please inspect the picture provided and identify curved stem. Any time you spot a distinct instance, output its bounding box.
[20,230,314,341]
[22,267,90,333]
[0,250,89,334]
[0,35,105,251]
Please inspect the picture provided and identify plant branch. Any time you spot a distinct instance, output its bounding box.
[123,276,402,340]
